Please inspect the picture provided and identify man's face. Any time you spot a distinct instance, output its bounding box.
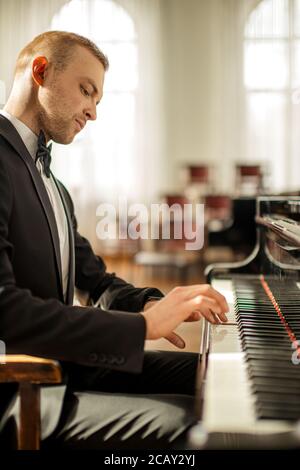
[37,45,105,144]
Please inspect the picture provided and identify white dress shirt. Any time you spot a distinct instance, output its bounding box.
[0,110,70,301]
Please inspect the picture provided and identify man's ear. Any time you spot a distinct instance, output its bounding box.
[32,56,48,86]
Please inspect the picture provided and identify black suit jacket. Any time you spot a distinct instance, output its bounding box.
[0,115,163,438]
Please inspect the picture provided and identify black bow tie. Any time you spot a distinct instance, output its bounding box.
[35,130,52,178]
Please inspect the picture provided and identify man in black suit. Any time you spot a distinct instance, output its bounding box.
[0,31,228,449]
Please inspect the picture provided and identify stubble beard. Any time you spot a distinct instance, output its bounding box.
[37,103,75,144]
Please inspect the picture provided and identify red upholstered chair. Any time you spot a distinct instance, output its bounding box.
[164,194,188,207]
[187,165,210,184]
[134,194,204,283]
[235,164,263,196]
[204,194,233,232]
[203,195,234,263]
[183,165,211,201]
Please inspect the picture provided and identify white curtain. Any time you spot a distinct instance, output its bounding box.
[0,0,67,100]
[244,0,300,193]
[50,0,166,246]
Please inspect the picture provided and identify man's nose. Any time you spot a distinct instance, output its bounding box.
[85,105,97,121]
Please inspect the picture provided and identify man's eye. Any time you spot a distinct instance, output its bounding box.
[80,86,90,97]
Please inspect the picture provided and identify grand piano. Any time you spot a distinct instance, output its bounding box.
[190,196,300,449]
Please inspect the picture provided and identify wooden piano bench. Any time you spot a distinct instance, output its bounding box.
[0,355,62,450]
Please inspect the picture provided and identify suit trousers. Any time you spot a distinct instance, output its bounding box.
[41,350,199,449]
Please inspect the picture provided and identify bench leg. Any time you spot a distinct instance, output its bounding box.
[18,383,40,450]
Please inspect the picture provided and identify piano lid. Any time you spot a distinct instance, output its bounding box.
[205,196,300,281]
[256,197,300,273]
[256,215,300,249]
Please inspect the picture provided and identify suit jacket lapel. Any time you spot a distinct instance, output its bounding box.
[52,177,75,306]
[0,115,64,300]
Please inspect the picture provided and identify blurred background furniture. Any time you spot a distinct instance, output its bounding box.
[134,193,205,284]
[0,355,61,450]
[204,194,233,232]
[183,164,212,201]
[206,196,257,262]
[186,165,210,184]
[235,164,263,196]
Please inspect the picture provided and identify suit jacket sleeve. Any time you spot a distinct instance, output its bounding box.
[59,183,164,311]
[0,159,147,373]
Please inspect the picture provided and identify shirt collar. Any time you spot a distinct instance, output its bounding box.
[0,109,39,160]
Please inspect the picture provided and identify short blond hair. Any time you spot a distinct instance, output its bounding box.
[14,30,109,77]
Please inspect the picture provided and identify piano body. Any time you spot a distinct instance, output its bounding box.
[190,196,300,449]
[208,196,257,258]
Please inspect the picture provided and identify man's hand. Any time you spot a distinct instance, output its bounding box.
[142,285,229,349]
[143,299,198,348]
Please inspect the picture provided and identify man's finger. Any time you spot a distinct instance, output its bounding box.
[190,295,222,314]
[205,286,229,313]
[184,285,229,313]
[164,331,185,349]
[192,296,228,322]
[215,310,228,323]
[185,311,202,322]
[193,305,216,324]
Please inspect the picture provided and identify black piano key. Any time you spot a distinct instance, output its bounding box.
[252,376,300,389]
[239,324,287,331]
[256,394,300,405]
[247,360,300,370]
[240,331,289,339]
[248,369,300,379]
[245,350,293,358]
[257,408,300,421]
[252,383,300,394]
[241,340,291,349]
[245,352,295,362]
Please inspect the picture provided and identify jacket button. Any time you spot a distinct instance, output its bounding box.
[99,353,107,363]
[107,355,116,365]
[89,353,98,363]
[116,356,125,365]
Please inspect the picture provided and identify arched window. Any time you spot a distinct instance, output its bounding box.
[244,0,300,192]
[51,0,138,207]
